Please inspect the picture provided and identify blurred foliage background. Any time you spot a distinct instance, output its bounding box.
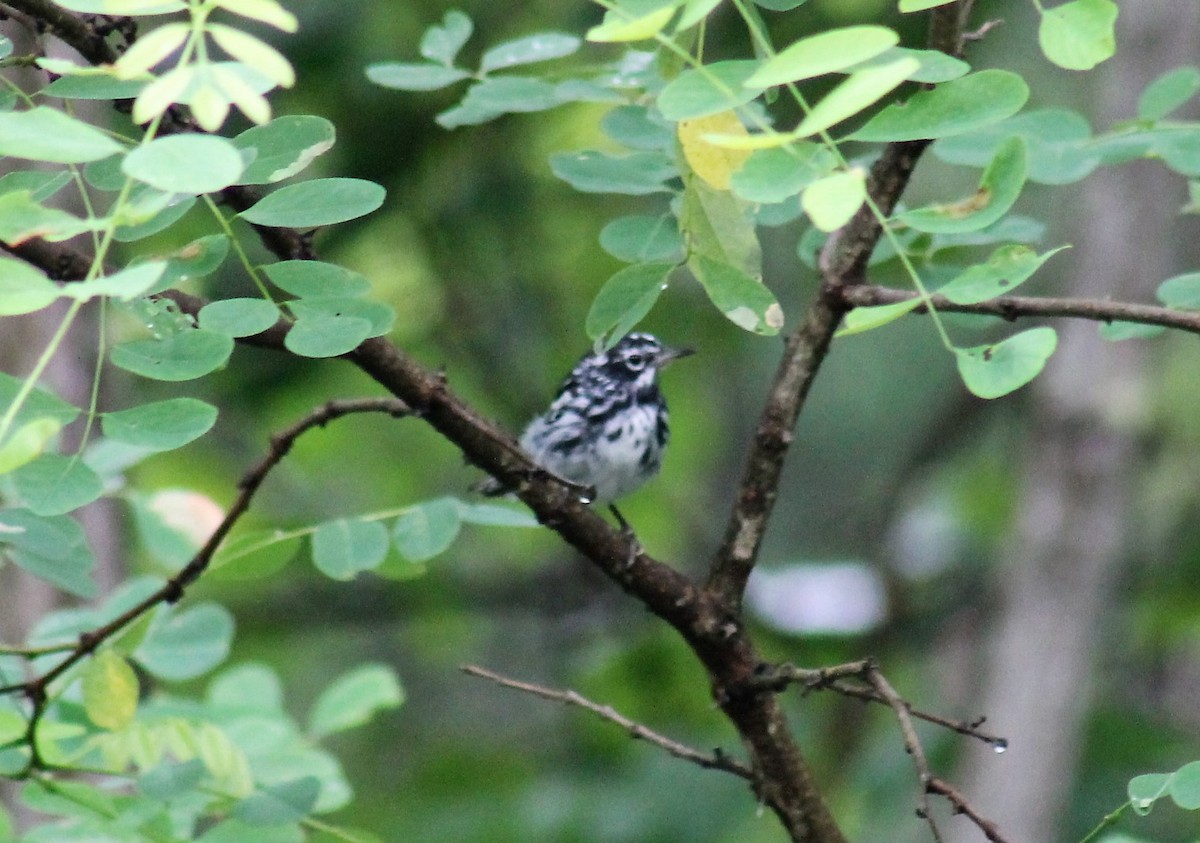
[7,0,1200,841]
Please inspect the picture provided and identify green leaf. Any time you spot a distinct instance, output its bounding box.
[586,262,674,347]
[0,106,124,163]
[836,296,922,337]
[239,178,385,227]
[420,10,473,65]
[284,313,374,358]
[0,190,91,244]
[139,759,207,800]
[0,170,73,202]
[436,77,564,128]
[392,497,461,562]
[932,109,1098,185]
[793,58,918,138]
[1098,320,1165,342]
[1039,0,1118,71]
[1168,760,1200,810]
[586,3,676,42]
[0,418,62,475]
[0,258,58,315]
[102,398,218,451]
[123,134,245,194]
[198,819,304,843]
[898,136,1027,233]
[601,105,674,150]
[850,70,1030,142]
[938,245,1069,304]
[152,234,230,291]
[287,297,394,337]
[113,21,189,78]
[549,150,676,195]
[366,62,472,91]
[802,169,866,232]
[847,46,969,84]
[60,261,166,302]
[11,454,105,516]
[311,518,389,580]
[308,663,404,740]
[199,298,281,337]
[599,215,683,263]
[954,327,1058,399]
[263,260,372,297]
[1128,772,1171,815]
[208,24,294,88]
[454,500,539,528]
[480,32,581,72]
[235,777,321,826]
[0,709,26,745]
[729,143,835,204]
[1156,272,1200,308]
[82,649,139,730]
[43,74,148,100]
[899,0,956,10]
[745,25,899,88]
[0,373,79,429]
[0,509,97,597]
[135,602,234,680]
[110,329,235,381]
[232,115,333,184]
[681,176,761,277]
[114,192,197,243]
[688,254,783,335]
[657,60,761,121]
[51,0,184,15]
[212,0,298,32]
[1140,67,1200,120]
[210,529,301,580]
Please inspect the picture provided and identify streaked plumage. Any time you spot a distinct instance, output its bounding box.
[483,333,691,503]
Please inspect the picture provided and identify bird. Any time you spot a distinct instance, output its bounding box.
[478,332,693,526]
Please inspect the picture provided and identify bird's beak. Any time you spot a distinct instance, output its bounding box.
[657,345,695,368]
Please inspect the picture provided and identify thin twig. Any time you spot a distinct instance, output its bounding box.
[461,664,753,780]
[752,662,1008,750]
[926,777,1010,843]
[839,285,1200,336]
[0,398,411,771]
[865,666,943,841]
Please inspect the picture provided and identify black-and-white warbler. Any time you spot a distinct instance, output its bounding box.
[479,333,692,517]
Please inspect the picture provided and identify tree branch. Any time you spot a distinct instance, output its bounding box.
[838,284,1200,334]
[461,664,754,780]
[705,0,977,607]
[0,398,410,771]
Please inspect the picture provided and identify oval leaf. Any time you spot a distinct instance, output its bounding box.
[234,115,336,184]
[123,135,245,194]
[658,60,761,121]
[307,663,404,739]
[11,454,105,516]
[850,70,1030,142]
[954,327,1058,399]
[1039,0,1117,71]
[392,497,461,562]
[82,650,139,730]
[311,518,389,580]
[802,169,866,232]
[898,136,1028,233]
[795,58,919,138]
[688,254,782,335]
[746,25,899,87]
[239,178,385,227]
[0,107,124,163]
[110,329,234,381]
[101,398,217,451]
[586,261,674,347]
[198,298,281,337]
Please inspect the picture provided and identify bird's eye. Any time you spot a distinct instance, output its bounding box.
[626,353,645,368]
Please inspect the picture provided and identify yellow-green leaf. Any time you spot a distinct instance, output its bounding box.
[82,649,139,730]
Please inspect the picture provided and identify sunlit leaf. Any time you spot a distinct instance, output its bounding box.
[0,258,58,315]
[82,650,139,730]
[688,254,782,335]
[794,58,919,138]
[1038,0,1117,71]
[837,296,923,337]
[0,107,123,163]
[802,168,866,232]
[745,25,899,87]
